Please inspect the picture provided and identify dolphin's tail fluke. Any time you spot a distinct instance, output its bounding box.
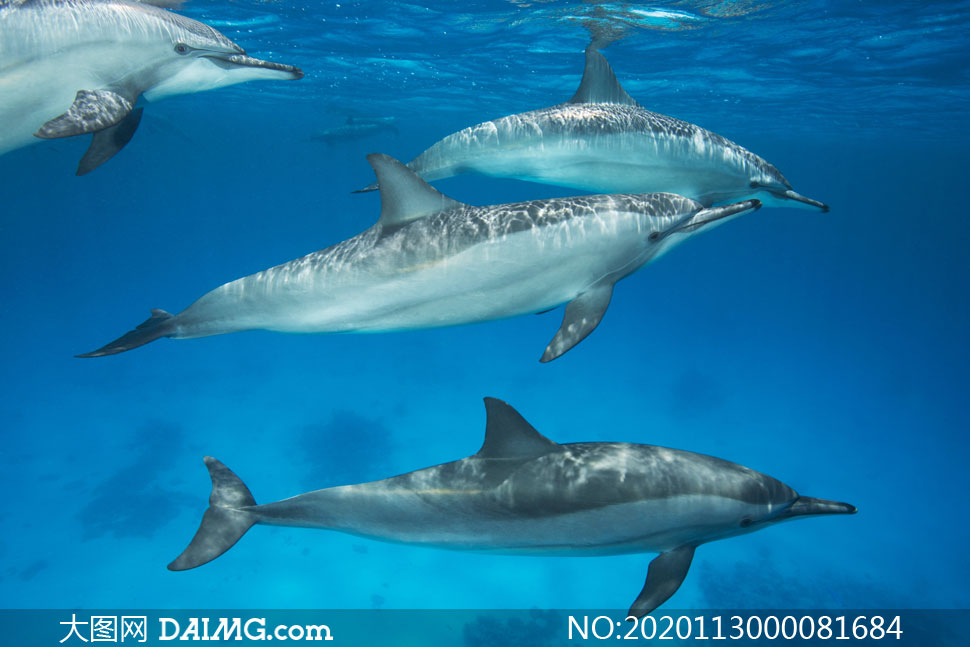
[352,181,379,194]
[76,308,176,358]
[168,457,258,571]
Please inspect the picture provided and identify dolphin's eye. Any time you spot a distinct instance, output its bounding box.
[740,517,753,528]
[648,232,660,242]
[174,43,189,55]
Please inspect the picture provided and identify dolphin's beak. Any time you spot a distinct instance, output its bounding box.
[660,199,762,240]
[775,189,830,213]
[203,53,304,79]
[779,496,857,519]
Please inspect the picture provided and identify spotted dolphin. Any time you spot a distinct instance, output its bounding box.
[168,398,856,616]
[78,154,760,360]
[0,0,302,174]
[356,46,827,212]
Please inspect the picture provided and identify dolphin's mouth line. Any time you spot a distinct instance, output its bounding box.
[658,199,762,239]
[203,53,304,78]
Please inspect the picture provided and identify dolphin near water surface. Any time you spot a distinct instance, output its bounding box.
[0,0,302,174]
[356,45,828,212]
[79,153,761,360]
[169,398,856,616]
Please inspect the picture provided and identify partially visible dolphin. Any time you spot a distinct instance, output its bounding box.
[168,398,856,616]
[355,45,828,212]
[311,116,399,147]
[0,0,302,174]
[78,154,761,361]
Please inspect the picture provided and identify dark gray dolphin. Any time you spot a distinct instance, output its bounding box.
[169,398,856,616]
[356,45,828,212]
[0,0,302,174]
[78,154,761,361]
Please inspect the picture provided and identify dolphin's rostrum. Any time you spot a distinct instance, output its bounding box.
[0,0,302,174]
[169,398,856,616]
[357,45,828,212]
[78,154,762,360]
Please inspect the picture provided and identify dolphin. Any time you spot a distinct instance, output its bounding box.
[355,46,828,212]
[78,154,761,360]
[168,398,856,616]
[0,0,303,174]
[311,116,399,147]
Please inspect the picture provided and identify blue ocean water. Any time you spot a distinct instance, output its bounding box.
[1,0,968,632]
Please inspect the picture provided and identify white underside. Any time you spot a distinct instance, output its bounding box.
[467,143,749,204]
[0,45,160,155]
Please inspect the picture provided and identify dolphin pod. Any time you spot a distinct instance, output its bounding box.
[0,0,302,174]
[169,398,856,616]
[78,154,761,360]
[6,5,852,614]
[356,45,828,213]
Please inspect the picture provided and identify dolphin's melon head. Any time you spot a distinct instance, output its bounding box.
[136,5,302,101]
[748,163,829,212]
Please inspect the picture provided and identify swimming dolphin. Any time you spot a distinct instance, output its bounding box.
[168,398,856,616]
[0,0,303,174]
[78,154,761,360]
[311,116,399,147]
[355,46,828,212]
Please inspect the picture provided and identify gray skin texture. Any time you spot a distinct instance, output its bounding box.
[357,47,828,212]
[78,154,762,359]
[0,0,302,172]
[168,399,856,616]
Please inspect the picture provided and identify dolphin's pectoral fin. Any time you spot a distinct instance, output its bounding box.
[76,108,144,176]
[35,90,135,139]
[628,546,696,619]
[540,282,614,362]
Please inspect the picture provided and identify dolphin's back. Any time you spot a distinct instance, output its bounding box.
[0,0,233,61]
[491,442,796,516]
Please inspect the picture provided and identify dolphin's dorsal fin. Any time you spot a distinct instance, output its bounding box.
[568,46,640,107]
[475,398,561,460]
[367,153,465,227]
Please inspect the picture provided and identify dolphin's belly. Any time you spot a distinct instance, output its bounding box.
[464,136,749,201]
[173,211,651,337]
[0,62,85,155]
[260,489,758,556]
